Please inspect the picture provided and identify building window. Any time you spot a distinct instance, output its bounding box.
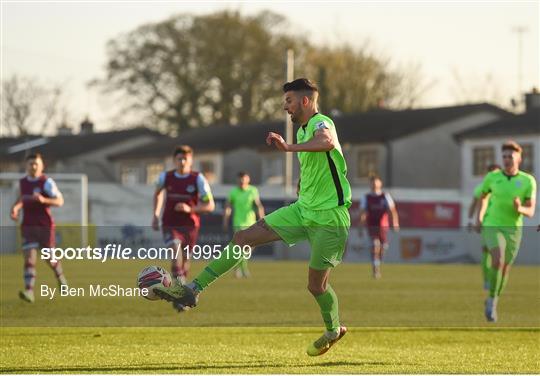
[357,149,378,178]
[521,144,534,173]
[121,166,139,185]
[262,154,283,185]
[472,146,495,176]
[192,156,220,184]
[146,163,164,185]
[199,160,216,183]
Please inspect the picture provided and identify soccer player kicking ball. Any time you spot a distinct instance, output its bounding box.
[359,175,399,279]
[223,172,265,278]
[468,164,500,290]
[155,78,351,356]
[152,145,215,289]
[476,141,536,322]
[10,153,67,303]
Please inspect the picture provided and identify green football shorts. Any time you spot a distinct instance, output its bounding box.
[481,226,522,264]
[264,201,350,270]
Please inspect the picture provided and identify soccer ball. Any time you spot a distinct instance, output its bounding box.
[137,266,172,300]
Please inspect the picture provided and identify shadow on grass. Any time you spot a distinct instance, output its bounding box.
[1,360,400,373]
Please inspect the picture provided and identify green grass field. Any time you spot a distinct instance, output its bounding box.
[1,255,539,373]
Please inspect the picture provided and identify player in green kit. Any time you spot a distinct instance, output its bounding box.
[476,141,536,322]
[154,78,351,356]
[223,172,265,278]
[467,164,500,290]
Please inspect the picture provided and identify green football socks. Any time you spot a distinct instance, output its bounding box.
[193,242,241,291]
[497,274,509,296]
[481,251,491,287]
[489,266,503,298]
[314,284,340,332]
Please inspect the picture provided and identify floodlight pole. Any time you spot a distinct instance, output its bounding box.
[284,49,294,197]
[81,174,88,247]
[512,26,528,103]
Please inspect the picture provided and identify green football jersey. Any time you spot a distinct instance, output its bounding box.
[296,113,352,210]
[480,170,537,227]
[228,185,259,227]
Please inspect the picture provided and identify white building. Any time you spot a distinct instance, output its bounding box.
[110,103,511,190]
[456,93,540,194]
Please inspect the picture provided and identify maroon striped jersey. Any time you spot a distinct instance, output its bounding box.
[19,175,60,227]
[360,192,395,228]
[160,170,201,228]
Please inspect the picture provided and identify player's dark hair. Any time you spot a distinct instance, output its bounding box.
[238,171,249,178]
[487,164,500,172]
[173,145,193,157]
[368,174,381,182]
[501,141,522,154]
[25,153,43,161]
[283,78,318,94]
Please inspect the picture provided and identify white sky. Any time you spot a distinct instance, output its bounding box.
[1,1,539,132]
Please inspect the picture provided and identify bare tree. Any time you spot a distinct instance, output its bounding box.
[450,68,504,106]
[97,11,297,134]
[97,10,424,134]
[1,75,65,136]
[385,62,436,109]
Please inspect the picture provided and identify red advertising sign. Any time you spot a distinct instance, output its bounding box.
[396,202,461,228]
[350,200,461,229]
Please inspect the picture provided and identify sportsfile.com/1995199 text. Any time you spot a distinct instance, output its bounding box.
[39,243,252,262]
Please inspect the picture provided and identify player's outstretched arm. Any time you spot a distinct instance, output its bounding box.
[291,129,335,152]
[474,192,490,233]
[34,193,64,207]
[266,132,289,151]
[469,196,488,231]
[266,129,334,153]
[222,201,232,230]
[194,195,215,214]
[358,195,367,230]
[468,197,478,221]
[514,197,536,218]
[152,188,164,230]
[10,195,22,221]
[50,195,64,207]
[37,178,64,207]
[193,174,215,214]
[390,206,400,231]
[254,195,265,219]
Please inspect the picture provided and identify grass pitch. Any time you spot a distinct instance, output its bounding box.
[2,327,539,374]
[1,255,539,373]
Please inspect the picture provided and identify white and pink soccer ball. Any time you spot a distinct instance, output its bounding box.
[137,266,172,300]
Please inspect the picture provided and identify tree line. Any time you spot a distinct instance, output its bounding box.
[3,10,426,136]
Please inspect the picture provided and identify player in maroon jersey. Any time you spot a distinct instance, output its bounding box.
[359,176,399,279]
[10,153,66,303]
[152,145,215,289]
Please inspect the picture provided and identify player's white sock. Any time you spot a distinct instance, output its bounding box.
[59,275,68,286]
[24,261,36,291]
